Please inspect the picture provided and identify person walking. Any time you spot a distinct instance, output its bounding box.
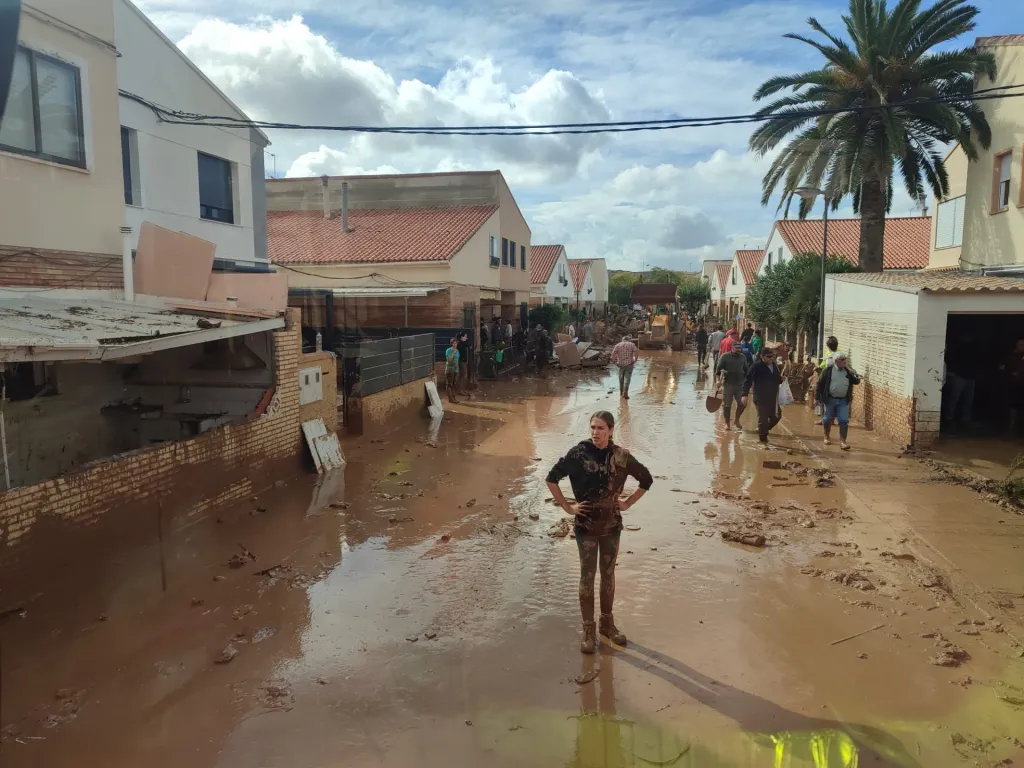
[751,329,764,358]
[546,411,653,653]
[818,336,841,370]
[456,332,471,395]
[610,334,639,399]
[567,321,577,340]
[537,328,553,377]
[695,324,709,369]
[715,342,749,431]
[708,325,726,370]
[720,328,739,356]
[815,352,860,450]
[740,323,754,343]
[444,337,460,404]
[741,347,784,444]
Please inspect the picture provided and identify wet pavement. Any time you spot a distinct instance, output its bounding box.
[2,352,1023,767]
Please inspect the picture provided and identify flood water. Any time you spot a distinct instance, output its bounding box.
[1,352,1022,767]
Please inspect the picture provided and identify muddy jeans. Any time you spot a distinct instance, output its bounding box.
[617,365,634,394]
[576,532,621,623]
[722,382,745,424]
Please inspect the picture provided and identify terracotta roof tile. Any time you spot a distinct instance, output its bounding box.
[735,249,764,285]
[268,205,497,265]
[775,217,931,270]
[833,271,1024,294]
[568,259,592,289]
[530,245,563,285]
[714,263,731,290]
[976,35,1024,46]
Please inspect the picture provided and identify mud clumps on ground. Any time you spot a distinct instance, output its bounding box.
[922,459,1024,514]
[801,567,876,591]
[721,530,766,547]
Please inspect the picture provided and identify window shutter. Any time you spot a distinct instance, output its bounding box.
[935,199,955,249]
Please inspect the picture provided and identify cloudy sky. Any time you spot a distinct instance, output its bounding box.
[137,0,1021,271]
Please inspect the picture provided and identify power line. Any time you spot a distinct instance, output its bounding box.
[119,84,1024,137]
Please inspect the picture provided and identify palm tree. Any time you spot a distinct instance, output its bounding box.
[750,0,995,272]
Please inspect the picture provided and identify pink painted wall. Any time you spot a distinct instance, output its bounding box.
[207,272,288,312]
[134,223,214,301]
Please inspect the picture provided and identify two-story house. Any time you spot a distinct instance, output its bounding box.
[267,170,532,347]
[724,249,764,327]
[530,245,575,307]
[568,258,610,316]
[823,34,1024,449]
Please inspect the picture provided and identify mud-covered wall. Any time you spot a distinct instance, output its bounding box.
[0,310,304,559]
[362,376,431,431]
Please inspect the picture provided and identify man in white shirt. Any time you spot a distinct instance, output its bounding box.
[708,325,726,369]
[567,322,576,340]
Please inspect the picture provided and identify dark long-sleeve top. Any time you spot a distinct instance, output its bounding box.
[742,360,783,401]
[715,351,748,387]
[546,440,653,535]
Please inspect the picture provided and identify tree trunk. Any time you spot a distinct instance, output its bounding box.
[858,176,886,273]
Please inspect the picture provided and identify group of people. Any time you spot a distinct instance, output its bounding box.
[693,323,861,448]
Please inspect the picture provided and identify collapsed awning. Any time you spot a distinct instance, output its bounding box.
[329,286,445,298]
[0,296,286,363]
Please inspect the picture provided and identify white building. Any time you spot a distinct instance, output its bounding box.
[115,0,271,269]
[530,245,575,306]
[588,258,609,313]
[724,249,763,326]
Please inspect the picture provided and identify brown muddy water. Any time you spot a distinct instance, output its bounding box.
[1,352,1022,767]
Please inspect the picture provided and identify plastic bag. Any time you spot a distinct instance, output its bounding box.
[778,379,794,407]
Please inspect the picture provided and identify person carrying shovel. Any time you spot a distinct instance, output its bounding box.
[715,340,749,431]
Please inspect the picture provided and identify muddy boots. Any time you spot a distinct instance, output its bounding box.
[580,621,597,654]
[600,613,627,646]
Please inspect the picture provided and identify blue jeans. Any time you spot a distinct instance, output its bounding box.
[823,397,850,440]
[943,373,975,426]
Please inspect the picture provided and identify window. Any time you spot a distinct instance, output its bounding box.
[198,152,234,223]
[120,126,141,205]
[935,195,965,249]
[509,240,516,268]
[731,266,737,285]
[0,46,84,167]
[501,237,509,266]
[767,252,772,268]
[489,235,500,267]
[993,150,1012,212]
[521,245,526,271]
[1,362,56,401]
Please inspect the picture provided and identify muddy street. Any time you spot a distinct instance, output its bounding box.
[2,352,1023,767]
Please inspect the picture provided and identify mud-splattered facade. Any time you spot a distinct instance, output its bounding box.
[0,310,335,560]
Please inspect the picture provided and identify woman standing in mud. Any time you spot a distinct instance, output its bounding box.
[546,411,653,653]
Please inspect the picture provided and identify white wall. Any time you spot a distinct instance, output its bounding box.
[589,259,608,304]
[725,255,746,302]
[757,227,792,277]
[824,277,920,398]
[115,0,266,265]
[540,249,575,302]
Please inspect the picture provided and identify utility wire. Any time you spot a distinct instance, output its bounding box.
[119,84,1024,136]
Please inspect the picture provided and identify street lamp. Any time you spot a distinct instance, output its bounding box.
[795,185,830,359]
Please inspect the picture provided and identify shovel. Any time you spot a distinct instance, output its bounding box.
[705,381,723,413]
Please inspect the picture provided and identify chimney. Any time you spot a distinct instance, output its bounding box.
[320,175,330,219]
[120,226,134,302]
[341,181,350,234]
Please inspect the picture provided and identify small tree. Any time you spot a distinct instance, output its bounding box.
[677,276,711,317]
[528,304,564,332]
[746,253,858,343]
[609,272,639,305]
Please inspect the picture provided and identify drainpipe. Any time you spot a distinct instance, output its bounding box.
[120,226,134,302]
[320,174,330,219]
[341,181,350,234]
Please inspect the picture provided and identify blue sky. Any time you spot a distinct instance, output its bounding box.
[138,0,1024,271]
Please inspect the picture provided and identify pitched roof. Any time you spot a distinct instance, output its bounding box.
[568,259,592,289]
[268,205,497,265]
[832,271,1024,295]
[735,250,764,285]
[977,35,1024,46]
[714,263,731,291]
[774,217,931,270]
[530,245,563,285]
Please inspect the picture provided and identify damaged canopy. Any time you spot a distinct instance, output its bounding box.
[0,296,285,363]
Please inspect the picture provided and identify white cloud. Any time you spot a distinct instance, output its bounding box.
[177,16,611,187]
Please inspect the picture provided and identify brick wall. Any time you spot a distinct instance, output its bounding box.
[0,246,123,289]
[298,350,338,433]
[0,309,305,561]
[851,379,915,448]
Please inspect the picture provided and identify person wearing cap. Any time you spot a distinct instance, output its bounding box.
[815,352,861,450]
[610,334,639,399]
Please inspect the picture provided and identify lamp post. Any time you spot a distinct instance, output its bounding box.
[795,185,830,359]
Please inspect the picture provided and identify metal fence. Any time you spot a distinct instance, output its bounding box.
[353,333,435,397]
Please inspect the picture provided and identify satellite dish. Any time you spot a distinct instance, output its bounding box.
[0,0,20,125]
